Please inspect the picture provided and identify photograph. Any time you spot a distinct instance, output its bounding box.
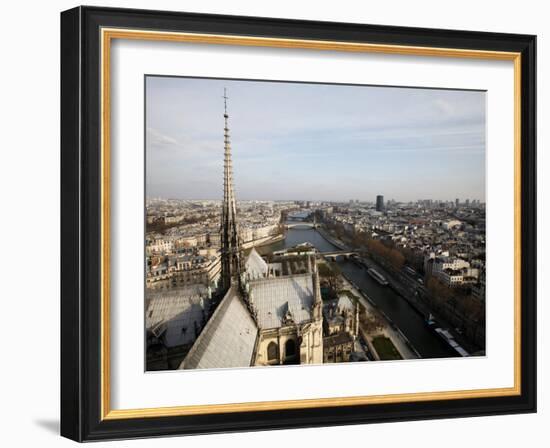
[144,76,487,371]
[57,5,538,441]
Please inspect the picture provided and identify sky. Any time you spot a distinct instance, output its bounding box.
[145,76,486,202]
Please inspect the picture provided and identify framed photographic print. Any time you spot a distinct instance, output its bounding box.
[60,6,537,441]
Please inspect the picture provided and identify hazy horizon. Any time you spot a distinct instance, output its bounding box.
[146,76,486,202]
[146,196,483,203]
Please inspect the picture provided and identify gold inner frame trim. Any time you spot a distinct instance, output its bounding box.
[100,27,522,420]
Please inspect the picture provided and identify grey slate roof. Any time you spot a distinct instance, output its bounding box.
[336,294,355,313]
[245,248,268,280]
[249,274,314,329]
[181,287,258,370]
[145,285,209,348]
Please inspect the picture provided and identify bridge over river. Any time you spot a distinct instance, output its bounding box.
[320,250,358,260]
[284,222,321,229]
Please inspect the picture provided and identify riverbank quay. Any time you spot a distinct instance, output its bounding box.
[316,227,349,251]
[339,273,420,360]
[247,232,285,250]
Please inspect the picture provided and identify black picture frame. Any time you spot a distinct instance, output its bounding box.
[61,5,536,442]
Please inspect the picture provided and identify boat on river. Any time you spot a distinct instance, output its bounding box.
[367,268,389,286]
[425,315,469,357]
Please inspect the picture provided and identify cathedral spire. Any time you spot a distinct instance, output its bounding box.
[220,88,242,292]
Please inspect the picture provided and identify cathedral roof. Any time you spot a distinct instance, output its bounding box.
[180,286,258,370]
[245,248,268,280]
[249,274,314,329]
[336,294,355,313]
[146,285,209,348]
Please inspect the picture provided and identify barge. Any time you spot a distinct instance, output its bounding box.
[367,267,389,286]
[425,315,469,357]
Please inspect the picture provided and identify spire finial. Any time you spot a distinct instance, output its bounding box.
[223,87,228,117]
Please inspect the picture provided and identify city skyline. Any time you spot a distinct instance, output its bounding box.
[146,76,486,202]
[146,196,484,204]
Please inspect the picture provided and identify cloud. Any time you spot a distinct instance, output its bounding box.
[145,77,486,201]
[147,127,178,148]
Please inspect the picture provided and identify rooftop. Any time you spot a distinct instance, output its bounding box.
[181,287,258,370]
[245,248,269,280]
[145,285,209,347]
[250,274,314,329]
